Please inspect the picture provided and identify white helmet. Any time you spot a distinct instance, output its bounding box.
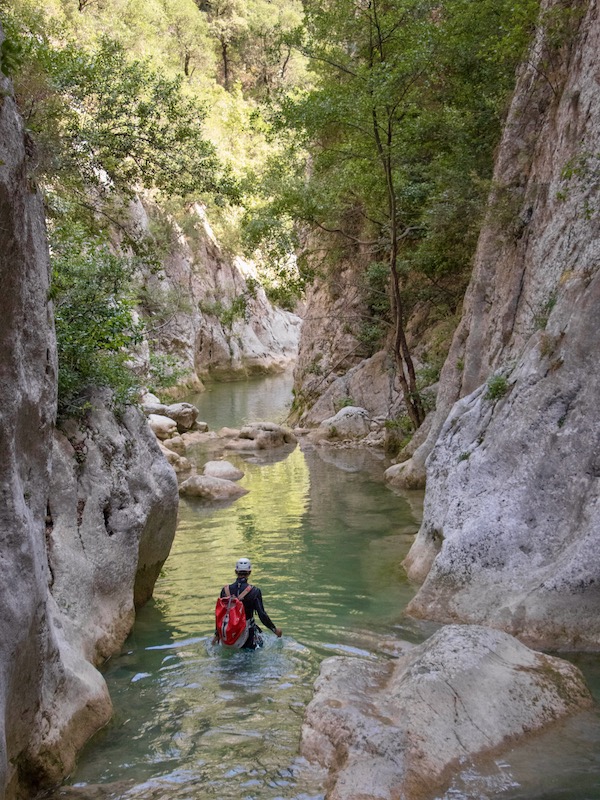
[235,557,252,573]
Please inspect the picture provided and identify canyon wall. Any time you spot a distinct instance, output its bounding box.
[291,246,407,425]
[403,0,600,649]
[131,201,301,393]
[0,37,178,799]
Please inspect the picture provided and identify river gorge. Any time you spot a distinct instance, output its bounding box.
[57,373,600,800]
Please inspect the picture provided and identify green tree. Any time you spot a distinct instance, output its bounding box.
[160,0,214,79]
[4,5,238,200]
[248,0,538,429]
[50,223,144,417]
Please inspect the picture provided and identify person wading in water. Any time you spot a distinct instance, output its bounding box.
[214,558,282,649]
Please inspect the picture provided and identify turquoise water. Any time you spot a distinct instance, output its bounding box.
[68,373,600,800]
[69,373,425,798]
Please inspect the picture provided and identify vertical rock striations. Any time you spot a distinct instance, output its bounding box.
[48,395,178,666]
[0,30,179,798]
[0,30,109,797]
[403,0,600,649]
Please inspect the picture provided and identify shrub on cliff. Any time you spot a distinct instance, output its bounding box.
[49,223,143,418]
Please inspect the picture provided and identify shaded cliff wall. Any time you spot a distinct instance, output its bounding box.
[403,0,600,649]
[0,40,105,798]
[0,37,179,798]
[131,201,301,392]
[291,239,411,424]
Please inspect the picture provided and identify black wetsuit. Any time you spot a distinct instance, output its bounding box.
[219,577,277,649]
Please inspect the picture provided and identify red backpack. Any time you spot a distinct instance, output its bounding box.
[215,584,253,648]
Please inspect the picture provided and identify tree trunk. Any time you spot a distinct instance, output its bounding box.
[372,111,424,430]
[221,40,230,91]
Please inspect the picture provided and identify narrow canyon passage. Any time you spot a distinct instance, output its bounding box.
[65,374,600,800]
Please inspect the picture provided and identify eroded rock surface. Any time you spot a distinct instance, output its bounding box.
[0,49,111,798]
[49,397,179,663]
[401,0,600,649]
[302,625,592,800]
[132,201,301,389]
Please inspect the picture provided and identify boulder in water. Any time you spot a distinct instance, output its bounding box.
[301,625,592,800]
[225,422,297,451]
[203,460,244,481]
[164,402,198,433]
[309,406,371,443]
[179,474,248,501]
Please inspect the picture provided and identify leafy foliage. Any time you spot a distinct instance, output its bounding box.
[49,223,144,417]
[5,8,237,201]
[244,0,540,425]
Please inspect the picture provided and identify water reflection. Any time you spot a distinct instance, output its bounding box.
[70,437,420,798]
[67,373,600,800]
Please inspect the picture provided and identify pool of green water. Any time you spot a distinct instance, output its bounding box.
[68,373,600,800]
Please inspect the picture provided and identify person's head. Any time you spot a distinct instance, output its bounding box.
[235,557,252,578]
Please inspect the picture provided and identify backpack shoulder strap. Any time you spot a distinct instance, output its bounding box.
[238,584,253,600]
[223,585,231,598]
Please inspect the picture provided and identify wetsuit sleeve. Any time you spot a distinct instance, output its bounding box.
[253,588,277,632]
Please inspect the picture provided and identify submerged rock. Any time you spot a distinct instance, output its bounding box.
[179,474,248,501]
[225,422,297,451]
[302,625,592,800]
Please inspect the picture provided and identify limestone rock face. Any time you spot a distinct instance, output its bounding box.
[132,201,301,388]
[48,398,179,663]
[392,0,600,490]
[0,50,111,799]
[302,625,592,800]
[403,1,600,649]
[301,351,403,426]
[293,257,408,425]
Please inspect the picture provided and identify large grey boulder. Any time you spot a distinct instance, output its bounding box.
[48,397,179,664]
[308,406,371,443]
[302,625,592,800]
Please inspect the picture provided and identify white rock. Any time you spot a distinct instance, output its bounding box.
[148,413,178,440]
[158,442,191,473]
[140,391,162,406]
[302,625,592,800]
[202,460,244,481]
[179,474,248,501]
[164,402,198,432]
[312,406,371,442]
[162,435,186,455]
